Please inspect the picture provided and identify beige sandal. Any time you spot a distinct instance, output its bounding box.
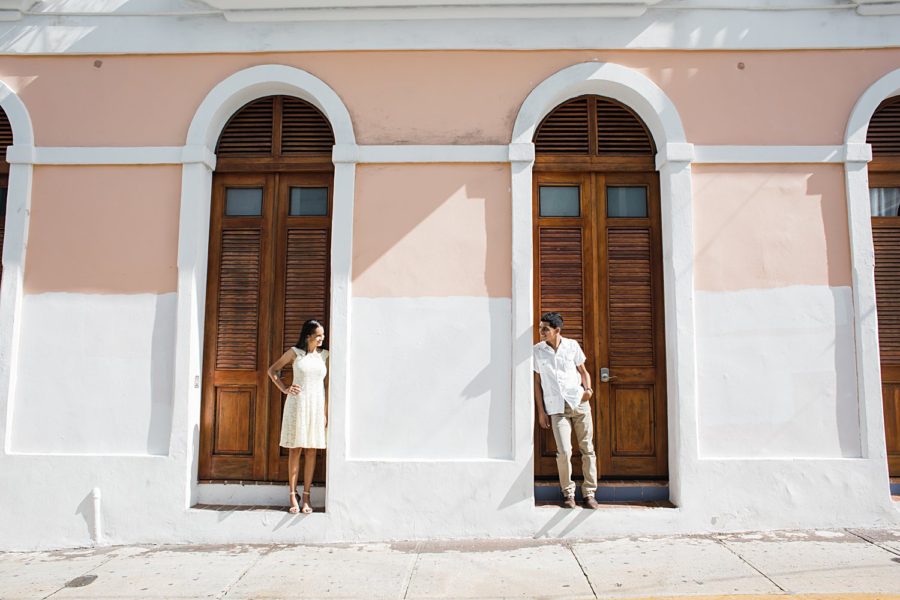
[301,490,313,514]
[288,490,300,514]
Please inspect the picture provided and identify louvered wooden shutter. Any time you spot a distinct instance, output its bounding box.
[215,230,262,370]
[535,98,590,155]
[535,96,654,157]
[282,228,330,352]
[0,109,11,291]
[874,226,900,364]
[538,227,585,346]
[869,97,900,157]
[607,228,655,367]
[281,98,334,155]
[0,108,11,166]
[217,97,275,156]
[216,96,334,158]
[596,99,654,156]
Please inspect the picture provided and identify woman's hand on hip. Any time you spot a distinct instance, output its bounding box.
[288,384,301,396]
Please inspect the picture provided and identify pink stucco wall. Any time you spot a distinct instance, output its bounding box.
[692,164,851,292]
[0,49,898,147]
[352,164,511,298]
[10,50,882,295]
[24,166,181,294]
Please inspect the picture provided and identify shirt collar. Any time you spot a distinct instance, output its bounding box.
[537,337,567,354]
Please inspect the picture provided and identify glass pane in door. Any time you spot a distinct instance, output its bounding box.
[870,188,900,217]
[539,186,580,217]
[607,186,648,218]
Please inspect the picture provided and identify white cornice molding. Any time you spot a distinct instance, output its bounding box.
[198,0,900,20]
[0,0,32,21]
[202,0,662,21]
[2,5,900,52]
[0,143,883,166]
[854,0,900,16]
[692,145,846,164]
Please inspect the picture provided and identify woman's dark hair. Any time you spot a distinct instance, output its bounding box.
[540,312,564,330]
[295,319,325,351]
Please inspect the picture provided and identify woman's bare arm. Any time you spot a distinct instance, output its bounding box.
[267,349,298,395]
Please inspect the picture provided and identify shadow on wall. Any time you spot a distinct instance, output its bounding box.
[349,165,513,459]
[75,490,96,544]
[351,165,510,298]
[810,171,862,458]
[147,293,176,455]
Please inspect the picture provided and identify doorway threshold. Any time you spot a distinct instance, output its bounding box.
[535,479,670,505]
[192,503,324,513]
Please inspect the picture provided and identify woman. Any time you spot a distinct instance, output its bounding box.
[267,319,328,514]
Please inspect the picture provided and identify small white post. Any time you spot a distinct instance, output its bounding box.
[90,487,103,545]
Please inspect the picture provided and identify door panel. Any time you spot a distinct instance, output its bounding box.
[267,174,332,482]
[200,172,332,483]
[213,388,256,455]
[611,385,654,456]
[534,174,594,478]
[534,171,667,480]
[200,174,274,481]
[597,174,667,477]
[870,174,900,476]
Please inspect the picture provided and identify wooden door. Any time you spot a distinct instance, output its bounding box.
[595,173,667,477]
[533,171,668,479]
[533,173,594,478]
[868,97,900,477]
[0,107,10,285]
[200,173,276,481]
[870,171,900,477]
[0,177,7,283]
[199,172,331,482]
[267,174,332,483]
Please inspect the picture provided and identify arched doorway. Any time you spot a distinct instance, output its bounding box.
[867,95,900,477]
[533,95,668,480]
[198,95,334,483]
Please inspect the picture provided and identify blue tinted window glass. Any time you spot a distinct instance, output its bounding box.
[290,187,329,216]
[225,188,263,216]
[870,188,900,217]
[607,186,648,218]
[539,186,580,217]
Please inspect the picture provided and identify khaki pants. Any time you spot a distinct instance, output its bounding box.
[550,400,598,498]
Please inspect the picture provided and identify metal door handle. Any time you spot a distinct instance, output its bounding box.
[600,367,617,383]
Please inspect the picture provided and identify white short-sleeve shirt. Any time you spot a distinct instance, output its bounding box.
[533,337,587,415]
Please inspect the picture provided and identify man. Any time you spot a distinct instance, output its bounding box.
[533,312,599,509]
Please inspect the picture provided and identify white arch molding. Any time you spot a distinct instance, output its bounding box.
[0,80,33,454]
[843,68,900,470]
[509,61,697,506]
[175,65,357,507]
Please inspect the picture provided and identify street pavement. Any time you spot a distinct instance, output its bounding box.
[0,529,898,599]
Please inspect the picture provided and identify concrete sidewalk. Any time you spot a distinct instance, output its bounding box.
[1,529,898,599]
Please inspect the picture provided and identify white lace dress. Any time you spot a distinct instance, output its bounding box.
[279,347,328,449]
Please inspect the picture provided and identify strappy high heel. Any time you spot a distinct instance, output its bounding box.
[301,490,313,514]
[288,490,300,514]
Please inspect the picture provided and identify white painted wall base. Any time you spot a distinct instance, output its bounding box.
[9,293,176,455]
[0,452,895,551]
[695,286,860,458]
[0,288,895,551]
[197,483,325,508]
[347,296,512,461]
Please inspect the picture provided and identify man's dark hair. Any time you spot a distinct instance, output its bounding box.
[540,312,564,330]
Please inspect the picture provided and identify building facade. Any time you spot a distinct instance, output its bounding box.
[1,0,899,550]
